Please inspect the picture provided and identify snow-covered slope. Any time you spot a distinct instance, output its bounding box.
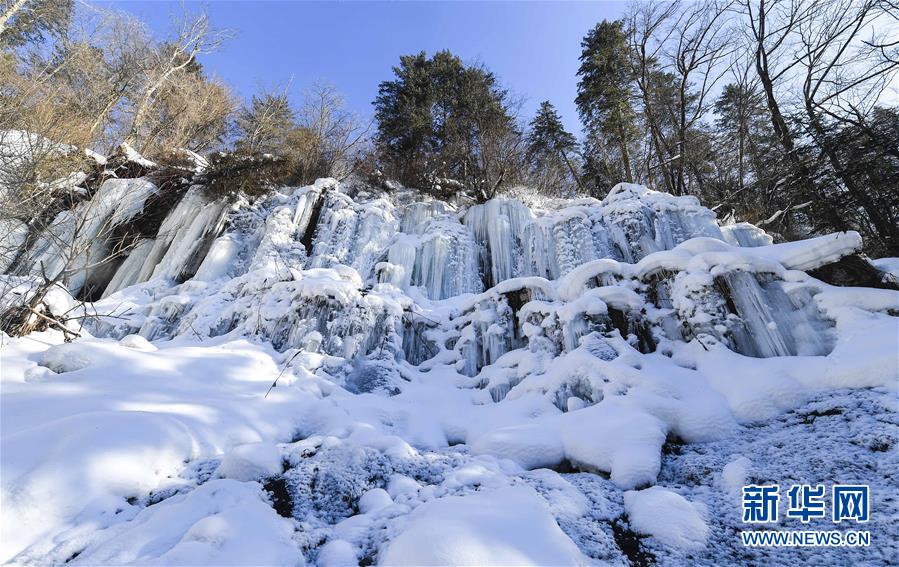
[1,178,897,565]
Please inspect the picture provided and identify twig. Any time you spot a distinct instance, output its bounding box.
[186,319,204,341]
[264,350,303,398]
[693,332,709,351]
[27,308,81,338]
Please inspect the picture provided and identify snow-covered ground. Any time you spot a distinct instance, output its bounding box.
[1,178,897,565]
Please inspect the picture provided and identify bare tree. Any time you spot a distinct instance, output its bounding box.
[743,0,816,169]
[0,4,233,336]
[125,11,230,153]
[0,0,71,47]
[796,0,899,250]
[626,1,682,192]
[665,0,735,195]
[294,82,370,182]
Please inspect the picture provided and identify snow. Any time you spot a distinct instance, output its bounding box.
[720,222,773,248]
[2,408,194,562]
[119,333,157,351]
[871,257,899,279]
[559,400,668,489]
[216,442,283,481]
[1,177,896,565]
[623,486,709,550]
[38,342,95,373]
[0,336,304,563]
[118,142,157,169]
[379,486,585,566]
[719,455,752,500]
[471,423,566,470]
[357,488,393,514]
[317,539,358,566]
[655,388,898,564]
[762,231,863,271]
[70,480,300,566]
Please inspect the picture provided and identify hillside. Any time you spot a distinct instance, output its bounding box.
[1,169,897,565]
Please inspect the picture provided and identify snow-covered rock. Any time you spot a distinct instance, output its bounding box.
[357,488,393,514]
[71,480,300,566]
[379,486,586,566]
[624,486,709,550]
[216,442,283,481]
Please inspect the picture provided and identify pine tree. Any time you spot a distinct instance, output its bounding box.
[373,52,434,185]
[576,20,637,192]
[710,82,790,228]
[373,50,519,198]
[525,101,581,194]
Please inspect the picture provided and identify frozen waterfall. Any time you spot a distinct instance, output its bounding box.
[3,177,862,371]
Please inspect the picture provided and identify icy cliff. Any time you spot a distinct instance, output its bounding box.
[1,177,897,565]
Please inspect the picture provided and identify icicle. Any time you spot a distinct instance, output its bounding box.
[0,219,28,273]
[381,236,418,290]
[415,221,481,299]
[307,192,397,278]
[720,222,774,247]
[148,191,228,282]
[102,239,155,298]
[718,271,833,357]
[399,201,447,235]
[194,234,241,282]
[22,178,158,294]
[463,199,534,287]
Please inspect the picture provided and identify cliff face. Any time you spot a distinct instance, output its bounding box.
[1,175,897,565]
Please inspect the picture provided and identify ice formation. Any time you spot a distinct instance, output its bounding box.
[2,176,897,565]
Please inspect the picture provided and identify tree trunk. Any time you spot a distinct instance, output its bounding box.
[676,79,688,195]
[559,148,584,192]
[0,0,29,35]
[618,122,634,184]
[805,107,899,253]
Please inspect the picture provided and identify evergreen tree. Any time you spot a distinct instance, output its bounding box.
[804,107,899,256]
[576,20,637,193]
[373,50,519,198]
[709,82,791,231]
[373,52,434,185]
[525,101,581,195]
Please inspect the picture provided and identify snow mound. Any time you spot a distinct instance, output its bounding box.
[1,410,194,562]
[719,455,752,500]
[560,401,667,489]
[216,442,283,481]
[358,488,393,514]
[471,423,565,470]
[118,334,157,351]
[379,485,585,566]
[71,480,300,566]
[624,486,709,550]
[39,343,94,373]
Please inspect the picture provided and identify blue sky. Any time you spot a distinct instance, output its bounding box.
[95,1,628,134]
